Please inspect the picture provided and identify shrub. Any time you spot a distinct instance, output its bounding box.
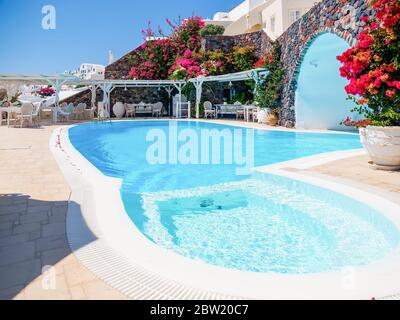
[200,24,225,37]
[254,44,285,111]
[229,46,258,72]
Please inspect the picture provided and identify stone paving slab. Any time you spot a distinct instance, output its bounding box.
[306,155,400,203]
[0,125,127,300]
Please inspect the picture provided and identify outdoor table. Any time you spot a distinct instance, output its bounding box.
[0,106,21,126]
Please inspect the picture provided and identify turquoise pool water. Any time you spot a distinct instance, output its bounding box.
[69,121,400,273]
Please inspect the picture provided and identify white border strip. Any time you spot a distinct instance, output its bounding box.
[51,121,400,300]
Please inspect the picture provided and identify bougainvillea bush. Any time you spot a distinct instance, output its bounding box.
[127,16,257,81]
[128,17,209,81]
[337,0,400,127]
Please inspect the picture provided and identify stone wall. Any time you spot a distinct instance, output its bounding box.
[69,0,373,125]
[203,31,274,58]
[61,89,95,106]
[105,48,141,80]
[203,1,372,128]
[277,0,372,127]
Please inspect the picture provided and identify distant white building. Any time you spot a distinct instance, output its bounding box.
[66,63,105,80]
[205,0,321,40]
[76,63,105,80]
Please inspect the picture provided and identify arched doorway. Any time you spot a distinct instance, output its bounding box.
[295,33,356,131]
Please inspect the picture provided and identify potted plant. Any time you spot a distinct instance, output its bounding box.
[337,0,400,170]
[254,44,285,125]
[267,108,280,126]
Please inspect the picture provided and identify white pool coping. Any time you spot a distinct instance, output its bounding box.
[50,120,400,300]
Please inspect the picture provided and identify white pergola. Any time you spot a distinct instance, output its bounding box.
[0,68,268,122]
[0,74,186,122]
[87,79,186,118]
[188,68,269,118]
[0,74,83,122]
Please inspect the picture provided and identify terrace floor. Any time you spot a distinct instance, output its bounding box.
[0,119,399,300]
[0,124,127,300]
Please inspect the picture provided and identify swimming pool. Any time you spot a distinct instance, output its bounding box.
[69,120,400,274]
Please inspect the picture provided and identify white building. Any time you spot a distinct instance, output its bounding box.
[75,63,105,80]
[206,0,321,40]
[66,63,105,80]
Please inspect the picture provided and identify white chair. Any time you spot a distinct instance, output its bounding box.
[251,108,259,122]
[234,102,245,120]
[204,101,216,119]
[32,103,42,127]
[74,103,86,120]
[16,103,34,127]
[57,103,74,122]
[152,102,163,118]
[59,102,68,111]
[125,104,136,118]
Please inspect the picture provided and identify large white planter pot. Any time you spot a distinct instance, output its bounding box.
[258,108,270,124]
[360,126,400,170]
[113,102,125,118]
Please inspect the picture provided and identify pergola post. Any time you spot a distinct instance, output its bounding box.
[164,86,174,117]
[193,78,203,119]
[47,78,69,123]
[173,82,184,118]
[101,82,113,119]
[90,85,97,110]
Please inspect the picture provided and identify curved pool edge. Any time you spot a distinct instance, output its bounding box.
[51,123,400,300]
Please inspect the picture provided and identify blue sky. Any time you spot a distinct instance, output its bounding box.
[0,0,242,74]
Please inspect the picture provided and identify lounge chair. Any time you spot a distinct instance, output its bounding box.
[16,103,33,127]
[152,102,163,118]
[204,101,216,119]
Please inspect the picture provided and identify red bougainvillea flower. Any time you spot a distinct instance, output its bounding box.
[337,0,400,127]
[39,86,55,96]
[127,16,208,80]
[342,117,372,128]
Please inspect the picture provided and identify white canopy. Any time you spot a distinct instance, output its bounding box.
[0,69,268,121]
[188,68,269,84]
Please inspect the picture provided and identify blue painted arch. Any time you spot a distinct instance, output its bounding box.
[295,32,357,131]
